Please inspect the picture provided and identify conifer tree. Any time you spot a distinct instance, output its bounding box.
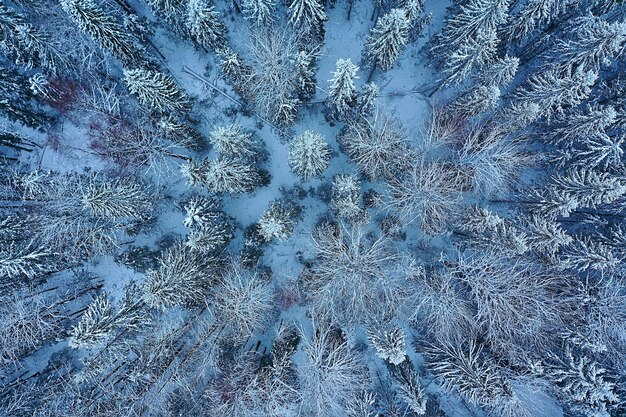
[546,345,620,417]
[0,241,51,283]
[434,0,510,52]
[183,196,233,253]
[545,105,617,144]
[180,158,210,188]
[242,0,275,26]
[401,0,424,24]
[288,0,327,35]
[185,0,227,51]
[60,0,141,64]
[183,196,222,229]
[209,124,255,159]
[425,339,513,409]
[142,242,214,309]
[513,66,597,119]
[391,363,428,415]
[156,115,205,150]
[257,200,300,242]
[0,4,66,72]
[327,58,359,118]
[288,130,332,180]
[563,133,624,169]
[368,326,406,365]
[449,84,500,119]
[147,0,187,35]
[69,284,144,349]
[218,47,253,96]
[443,28,497,86]
[364,8,409,71]
[523,214,572,256]
[476,55,519,87]
[82,179,152,219]
[505,0,571,43]
[123,67,192,115]
[551,168,626,211]
[186,223,233,253]
[7,171,153,261]
[331,174,364,222]
[554,15,626,71]
[181,157,262,194]
[0,66,52,128]
[294,50,317,101]
[561,237,620,272]
[433,0,509,84]
[356,82,379,116]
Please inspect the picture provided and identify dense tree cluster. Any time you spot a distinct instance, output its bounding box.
[1,0,625,416]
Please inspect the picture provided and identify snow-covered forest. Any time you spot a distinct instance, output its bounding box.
[0,0,625,416]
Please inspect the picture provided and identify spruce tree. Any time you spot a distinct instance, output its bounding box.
[294,50,317,101]
[147,0,188,35]
[288,130,332,180]
[242,0,276,26]
[476,55,519,87]
[142,242,214,309]
[60,0,141,64]
[209,124,255,159]
[0,241,51,283]
[356,82,379,116]
[181,157,263,194]
[513,66,597,119]
[546,345,620,417]
[331,174,364,222]
[368,326,406,365]
[554,15,626,71]
[443,28,497,86]
[218,47,253,96]
[288,0,327,35]
[69,284,143,349]
[185,0,227,51]
[0,4,66,72]
[123,67,192,115]
[258,200,300,242]
[365,8,409,70]
[449,84,500,119]
[505,0,569,43]
[327,58,359,118]
[0,66,52,128]
[81,179,152,219]
[434,0,509,52]
[433,0,509,84]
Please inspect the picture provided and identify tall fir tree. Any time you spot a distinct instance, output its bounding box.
[288,0,327,36]
[143,242,215,309]
[60,0,142,64]
[512,66,597,119]
[242,0,275,26]
[185,0,227,51]
[364,8,409,70]
[294,50,317,101]
[123,68,192,115]
[147,0,188,35]
[288,130,331,180]
[0,4,66,72]
[554,15,626,71]
[327,58,359,118]
[0,66,52,128]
